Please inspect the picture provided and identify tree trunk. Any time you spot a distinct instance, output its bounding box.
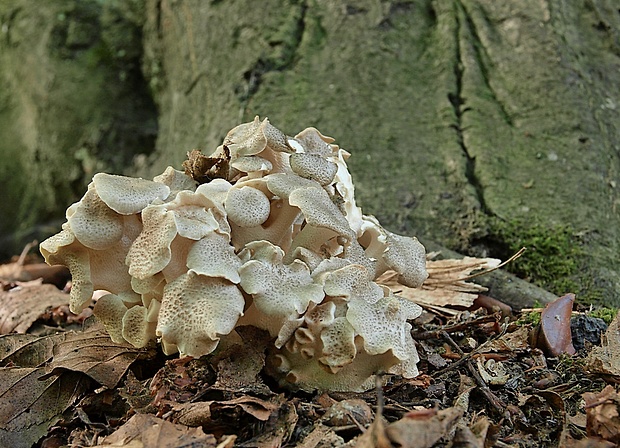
[1,0,618,304]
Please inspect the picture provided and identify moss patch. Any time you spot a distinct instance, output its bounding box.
[466,217,603,302]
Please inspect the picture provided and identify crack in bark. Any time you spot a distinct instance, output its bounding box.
[459,2,514,127]
[450,2,492,216]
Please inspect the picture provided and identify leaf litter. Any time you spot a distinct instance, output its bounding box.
[0,250,618,447]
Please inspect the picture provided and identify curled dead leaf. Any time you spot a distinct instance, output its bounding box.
[530,293,576,356]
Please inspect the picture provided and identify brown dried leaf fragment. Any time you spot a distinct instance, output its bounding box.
[531,293,576,356]
[584,385,620,444]
[384,407,463,448]
[43,324,155,389]
[0,368,88,448]
[377,256,500,309]
[183,148,231,184]
[0,282,69,334]
[97,413,217,447]
[586,313,620,378]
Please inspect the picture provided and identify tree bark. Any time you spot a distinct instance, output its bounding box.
[1,0,618,304]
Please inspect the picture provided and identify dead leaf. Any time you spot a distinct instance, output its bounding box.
[476,357,511,386]
[0,333,55,367]
[531,293,576,356]
[384,407,463,448]
[355,415,391,448]
[377,256,500,309]
[0,282,69,334]
[43,323,155,389]
[586,313,620,378]
[583,385,620,444]
[96,413,217,448]
[323,398,373,426]
[483,325,530,353]
[1,322,153,389]
[452,416,491,448]
[0,367,89,448]
[172,395,282,427]
[296,423,344,448]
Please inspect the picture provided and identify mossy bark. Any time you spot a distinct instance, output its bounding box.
[1,0,618,304]
[0,0,156,253]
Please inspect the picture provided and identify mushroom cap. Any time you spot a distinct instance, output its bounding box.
[230,155,273,175]
[186,231,242,283]
[122,305,156,348]
[40,228,94,313]
[224,116,293,157]
[293,127,336,157]
[238,241,325,338]
[346,285,421,362]
[153,166,197,198]
[289,153,338,186]
[93,293,128,344]
[382,231,428,288]
[225,186,271,228]
[156,271,245,357]
[67,187,124,250]
[126,205,177,280]
[93,172,170,215]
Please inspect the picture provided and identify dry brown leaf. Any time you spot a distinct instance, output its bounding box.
[476,357,510,386]
[452,415,491,448]
[355,415,391,448]
[586,313,620,378]
[531,293,576,356]
[1,322,153,389]
[0,333,55,367]
[296,423,344,448]
[0,282,69,334]
[584,385,620,444]
[0,367,88,448]
[384,407,463,448]
[44,323,155,389]
[377,256,500,309]
[172,395,282,428]
[483,325,530,353]
[96,413,217,448]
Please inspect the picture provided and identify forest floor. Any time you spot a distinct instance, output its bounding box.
[0,250,619,448]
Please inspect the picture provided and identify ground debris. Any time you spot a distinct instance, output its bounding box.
[0,247,615,448]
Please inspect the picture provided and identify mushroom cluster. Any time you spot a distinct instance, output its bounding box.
[40,117,428,392]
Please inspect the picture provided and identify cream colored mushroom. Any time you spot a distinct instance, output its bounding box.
[237,240,324,338]
[156,271,245,357]
[289,153,338,186]
[93,172,171,215]
[224,186,271,228]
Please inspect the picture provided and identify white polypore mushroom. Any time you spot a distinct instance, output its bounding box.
[156,271,245,357]
[126,205,177,279]
[153,166,197,199]
[67,186,123,250]
[41,230,94,313]
[186,231,242,283]
[93,172,170,215]
[224,116,294,174]
[289,153,338,186]
[92,293,128,343]
[225,186,271,228]
[346,285,422,377]
[238,240,324,338]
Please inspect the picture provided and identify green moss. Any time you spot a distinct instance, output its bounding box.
[588,307,618,325]
[516,310,541,326]
[476,217,588,299]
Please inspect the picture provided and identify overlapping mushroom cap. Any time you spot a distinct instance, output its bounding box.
[40,117,429,392]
